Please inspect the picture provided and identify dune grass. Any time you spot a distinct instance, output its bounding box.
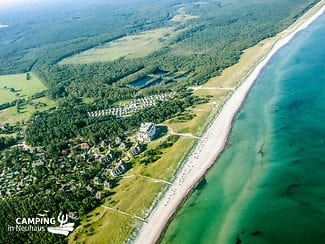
[70,209,137,244]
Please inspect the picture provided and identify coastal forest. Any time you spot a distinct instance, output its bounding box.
[0,0,320,243]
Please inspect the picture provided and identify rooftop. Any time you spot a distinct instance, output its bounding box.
[139,123,155,133]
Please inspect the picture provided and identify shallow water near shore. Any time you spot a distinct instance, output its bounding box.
[162,13,325,244]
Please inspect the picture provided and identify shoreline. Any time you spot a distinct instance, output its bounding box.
[134,3,325,244]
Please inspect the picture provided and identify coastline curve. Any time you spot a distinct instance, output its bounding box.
[134,3,325,244]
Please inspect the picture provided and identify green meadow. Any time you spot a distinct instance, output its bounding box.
[0,73,56,125]
[60,27,179,65]
[0,96,56,125]
[0,73,46,104]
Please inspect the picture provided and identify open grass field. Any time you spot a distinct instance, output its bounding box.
[136,137,194,181]
[171,7,199,22]
[165,90,231,136]
[0,73,57,126]
[70,209,137,244]
[0,73,47,104]
[60,27,178,65]
[0,96,56,126]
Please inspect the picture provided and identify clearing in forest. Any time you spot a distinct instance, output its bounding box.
[0,73,46,104]
[59,27,178,64]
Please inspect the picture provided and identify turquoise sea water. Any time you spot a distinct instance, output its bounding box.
[162,13,325,244]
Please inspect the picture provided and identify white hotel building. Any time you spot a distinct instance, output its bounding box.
[137,123,156,143]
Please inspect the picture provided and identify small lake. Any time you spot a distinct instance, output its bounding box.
[177,74,188,79]
[153,70,167,76]
[131,76,152,87]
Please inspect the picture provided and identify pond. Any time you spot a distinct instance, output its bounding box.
[130,76,152,87]
[153,70,167,76]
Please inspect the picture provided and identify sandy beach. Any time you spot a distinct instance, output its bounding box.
[134,3,325,244]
